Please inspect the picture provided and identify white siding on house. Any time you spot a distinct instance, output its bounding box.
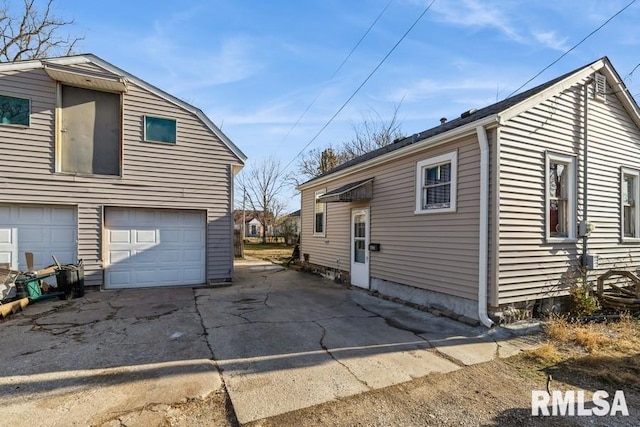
[0,63,240,286]
[498,77,640,305]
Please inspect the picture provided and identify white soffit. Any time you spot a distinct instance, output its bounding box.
[43,63,127,92]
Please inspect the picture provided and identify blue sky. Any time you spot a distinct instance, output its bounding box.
[52,0,640,211]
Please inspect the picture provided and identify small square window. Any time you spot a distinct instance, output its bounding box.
[415,151,457,214]
[0,94,30,127]
[144,115,176,144]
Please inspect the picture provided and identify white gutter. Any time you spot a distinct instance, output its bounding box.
[476,125,494,328]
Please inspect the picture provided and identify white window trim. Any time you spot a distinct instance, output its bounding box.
[414,151,458,214]
[313,189,326,236]
[621,167,640,242]
[545,152,576,242]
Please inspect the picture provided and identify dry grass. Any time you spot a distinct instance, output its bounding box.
[544,314,640,354]
[517,314,640,390]
[524,342,562,365]
[243,242,294,263]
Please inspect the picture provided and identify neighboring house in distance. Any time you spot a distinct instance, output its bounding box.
[275,210,301,244]
[297,57,640,326]
[0,54,246,289]
[233,210,271,238]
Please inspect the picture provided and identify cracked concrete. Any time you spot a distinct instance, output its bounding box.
[1,257,541,426]
[199,258,542,424]
[1,288,221,426]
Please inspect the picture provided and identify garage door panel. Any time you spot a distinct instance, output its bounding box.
[158,269,180,283]
[51,207,76,223]
[158,249,180,262]
[105,208,206,288]
[184,268,205,282]
[109,250,131,264]
[0,228,13,244]
[108,230,130,244]
[161,229,180,244]
[135,229,157,244]
[0,205,77,271]
[109,271,131,287]
[183,249,204,263]
[0,206,10,221]
[19,206,45,222]
[184,229,204,244]
[135,270,157,285]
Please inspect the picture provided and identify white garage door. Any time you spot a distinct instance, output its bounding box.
[0,204,77,271]
[104,208,206,289]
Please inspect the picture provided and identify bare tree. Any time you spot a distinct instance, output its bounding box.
[0,0,82,62]
[295,105,404,181]
[341,105,404,159]
[236,157,287,244]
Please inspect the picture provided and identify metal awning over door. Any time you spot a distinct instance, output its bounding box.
[317,178,373,203]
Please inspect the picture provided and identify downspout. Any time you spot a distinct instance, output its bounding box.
[581,79,590,267]
[476,125,494,328]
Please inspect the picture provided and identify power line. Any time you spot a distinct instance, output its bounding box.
[279,0,394,144]
[283,0,437,173]
[625,62,640,81]
[506,0,637,99]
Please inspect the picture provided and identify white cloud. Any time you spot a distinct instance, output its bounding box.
[383,77,511,103]
[533,30,569,51]
[431,0,523,42]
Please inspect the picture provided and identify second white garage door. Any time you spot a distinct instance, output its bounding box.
[104,208,206,289]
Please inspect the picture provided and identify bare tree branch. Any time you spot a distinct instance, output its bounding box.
[0,0,83,62]
[236,156,288,244]
[295,105,405,181]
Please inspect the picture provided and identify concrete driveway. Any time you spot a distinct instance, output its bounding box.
[1,258,539,426]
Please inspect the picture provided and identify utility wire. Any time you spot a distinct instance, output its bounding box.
[625,62,640,81]
[505,0,637,99]
[283,0,437,172]
[279,0,394,144]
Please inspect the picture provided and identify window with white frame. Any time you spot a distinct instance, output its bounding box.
[415,151,457,214]
[314,190,326,235]
[622,168,639,239]
[547,152,576,240]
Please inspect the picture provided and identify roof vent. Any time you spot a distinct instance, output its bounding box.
[593,72,607,102]
[440,117,447,124]
[460,108,477,119]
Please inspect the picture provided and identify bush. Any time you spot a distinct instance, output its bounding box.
[567,281,599,316]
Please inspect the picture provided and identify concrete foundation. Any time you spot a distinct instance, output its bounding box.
[370,277,478,320]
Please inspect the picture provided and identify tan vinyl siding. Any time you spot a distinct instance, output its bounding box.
[497,77,640,304]
[0,66,239,285]
[302,133,482,301]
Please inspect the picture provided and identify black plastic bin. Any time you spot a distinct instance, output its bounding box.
[56,261,85,299]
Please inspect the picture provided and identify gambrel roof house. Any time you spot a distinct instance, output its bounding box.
[0,54,246,289]
[298,57,640,327]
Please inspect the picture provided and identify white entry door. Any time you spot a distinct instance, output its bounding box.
[104,208,206,289]
[351,208,370,289]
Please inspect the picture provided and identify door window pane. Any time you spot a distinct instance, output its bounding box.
[354,240,365,263]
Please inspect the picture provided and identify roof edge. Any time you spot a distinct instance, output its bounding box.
[298,115,498,190]
[0,54,247,164]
